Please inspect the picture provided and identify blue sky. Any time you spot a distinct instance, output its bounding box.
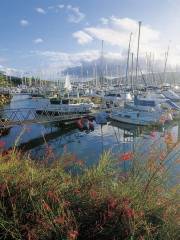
[0,0,180,78]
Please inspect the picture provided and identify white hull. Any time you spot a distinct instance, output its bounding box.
[110,114,155,126]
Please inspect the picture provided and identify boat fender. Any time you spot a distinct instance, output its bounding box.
[76,119,83,129]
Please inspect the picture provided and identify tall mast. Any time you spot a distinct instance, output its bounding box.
[163,43,170,84]
[100,40,104,88]
[131,52,134,91]
[135,21,142,84]
[125,32,133,87]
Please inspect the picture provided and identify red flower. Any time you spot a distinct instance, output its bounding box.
[119,152,133,161]
[89,190,98,199]
[108,198,118,209]
[123,207,134,219]
[74,189,81,194]
[42,202,51,211]
[68,230,79,240]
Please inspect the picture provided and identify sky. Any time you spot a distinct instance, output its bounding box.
[0,0,180,79]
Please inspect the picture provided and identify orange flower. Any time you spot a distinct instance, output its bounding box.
[42,202,51,211]
[89,190,98,199]
[119,152,133,161]
[68,230,79,240]
[74,189,81,194]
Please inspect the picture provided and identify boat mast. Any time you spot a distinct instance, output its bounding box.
[100,40,104,88]
[125,32,133,88]
[131,52,134,91]
[163,43,170,85]
[135,21,142,86]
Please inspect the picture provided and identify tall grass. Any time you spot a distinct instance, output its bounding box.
[0,145,179,239]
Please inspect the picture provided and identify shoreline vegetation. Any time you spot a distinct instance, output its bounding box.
[0,140,179,240]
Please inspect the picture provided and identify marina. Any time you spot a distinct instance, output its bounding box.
[0,1,180,239]
[0,93,180,167]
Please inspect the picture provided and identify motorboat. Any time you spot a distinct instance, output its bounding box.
[110,109,172,126]
[36,97,94,116]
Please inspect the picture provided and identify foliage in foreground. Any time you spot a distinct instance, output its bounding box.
[0,148,179,240]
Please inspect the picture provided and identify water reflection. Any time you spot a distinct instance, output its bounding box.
[0,95,180,173]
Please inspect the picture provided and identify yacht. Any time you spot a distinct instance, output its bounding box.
[36,97,94,116]
[110,109,171,126]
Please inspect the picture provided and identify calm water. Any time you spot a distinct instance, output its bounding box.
[0,94,180,173]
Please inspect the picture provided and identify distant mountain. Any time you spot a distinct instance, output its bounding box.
[0,71,22,86]
[62,57,180,85]
[63,58,127,78]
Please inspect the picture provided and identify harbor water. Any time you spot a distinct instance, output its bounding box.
[0,94,180,179]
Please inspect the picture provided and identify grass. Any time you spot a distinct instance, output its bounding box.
[0,144,179,239]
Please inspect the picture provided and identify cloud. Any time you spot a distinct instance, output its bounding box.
[0,65,23,77]
[30,49,126,78]
[100,18,109,25]
[67,5,85,23]
[20,19,29,27]
[34,50,100,66]
[58,4,64,9]
[73,31,93,44]
[73,17,163,58]
[36,7,46,14]
[34,38,44,44]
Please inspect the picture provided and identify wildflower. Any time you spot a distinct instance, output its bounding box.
[63,201,71,207]
[89,190,98,199]
[54,216,65,225]
[42,201,51,211]
[75,159,84,167]
[68,230,79,240]
[74,188,81,195]
[47,191,59,203]
[119,152,133,161]
[108,197,118,209]
[123,207,134,219]
[0,140,5,148]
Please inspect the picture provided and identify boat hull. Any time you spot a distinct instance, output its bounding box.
[109,114,160,126]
